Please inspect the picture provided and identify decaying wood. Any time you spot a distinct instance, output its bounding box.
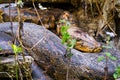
[0,22,120,80]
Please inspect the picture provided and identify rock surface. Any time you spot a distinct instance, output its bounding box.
[0,55,33,78]
[0,22,119,80]
[0,4,102,53]
[0,32,33,79]
[0,25,52,80]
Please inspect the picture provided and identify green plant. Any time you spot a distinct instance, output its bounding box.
[113,65,120,80]
[60,20,76,80]
[11,44,22,55]
[11,44,22,80]
[60,20,76,58]
[98,36,117,62]
[98,52,117,62]
[97,36,117,80]
[12,1,32,80]
[0,47,2,51]
[16,0,23,8]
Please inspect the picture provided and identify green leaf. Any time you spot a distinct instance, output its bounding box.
[110,56,117,61]
[113,66,120,79]
[61,38,66,44]
[105,52,117,61]
[97,56,105,62]
[102,45,112,49]
[0,47,2,51]
[11,44,22,54]
[64,32,70,39]
[105,52,111,57]
[61,26,69,34]
[17,0,23,8]
[59,20,66,23]
[66,52,73,58]
[67,39,76,48]
[115,66,120,73]
[113,73,118,79]
[61,32,71,44]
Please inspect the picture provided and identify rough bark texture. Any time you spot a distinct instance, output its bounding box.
[0,22,120,80]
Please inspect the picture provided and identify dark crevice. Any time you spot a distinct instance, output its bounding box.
[24,2,76,12]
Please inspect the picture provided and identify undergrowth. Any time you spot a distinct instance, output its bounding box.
[98,35,117,80]
[60,20,76,80]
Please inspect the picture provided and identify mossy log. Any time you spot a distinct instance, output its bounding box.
[0,22,120,80]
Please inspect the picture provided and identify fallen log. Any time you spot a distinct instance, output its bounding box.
[0,22,120,80]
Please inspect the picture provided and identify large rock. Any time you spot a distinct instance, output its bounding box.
[0,26,52,80]
[0,55,33,78]
[0,32,33,79]
[0,22,119,80]
[0,4,102,53]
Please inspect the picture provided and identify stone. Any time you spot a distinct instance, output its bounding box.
[0,22,119,80]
